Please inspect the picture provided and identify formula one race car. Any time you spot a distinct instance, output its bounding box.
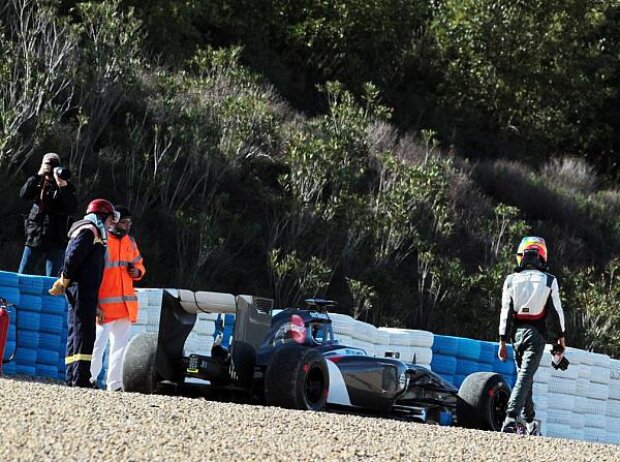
[123,290,511,431]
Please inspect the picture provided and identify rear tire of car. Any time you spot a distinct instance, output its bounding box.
[264,344,329,411]
[123,332,159,394]
[457,372,511,431]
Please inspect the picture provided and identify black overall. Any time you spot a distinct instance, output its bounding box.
[62,220,106,387]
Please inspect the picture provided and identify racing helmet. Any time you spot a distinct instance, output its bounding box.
[516,236,547,266]
[86,199,120,222]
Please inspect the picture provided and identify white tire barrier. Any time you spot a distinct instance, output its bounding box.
[547,393,575,412]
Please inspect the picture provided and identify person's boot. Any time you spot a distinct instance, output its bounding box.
[525,420,540,436]
[501,417,517,433]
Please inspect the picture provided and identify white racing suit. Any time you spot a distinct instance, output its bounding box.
[499,269,566,422]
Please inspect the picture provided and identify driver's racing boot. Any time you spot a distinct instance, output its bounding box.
[526,420,540,436]
[501,417,517,433]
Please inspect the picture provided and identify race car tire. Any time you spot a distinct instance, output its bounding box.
[123,332,159,394]
[457,372,511,431]
[264,344,329,411]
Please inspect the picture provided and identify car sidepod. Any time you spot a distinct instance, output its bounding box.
[324,353,409,412]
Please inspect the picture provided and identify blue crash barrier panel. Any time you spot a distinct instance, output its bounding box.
[39,333,63,351]
[39,314,64,335]
[0,271,19,287]
[14,347,37,366]
[41,295,68,315]
[15,364,36,375]
[1,271,68,381]
[479,341,497,364]
[0,286,20,305]
[16,310,40,332]
[18,274,56,295]
[432,335,459,356]
[18,294,44,313]
[36,364,60,378]
[17,330,40,349]
[456,338,482,361]
[430,354,458,375]
[456,358,480,376]
[37,349,60,366]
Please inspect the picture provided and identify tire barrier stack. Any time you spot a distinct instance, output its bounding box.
[1,271,619,446]
[184,312,218,355]
[376,328,433,368]
[328,314,434,369]
[0,271,67,380]
[431,336,517,389]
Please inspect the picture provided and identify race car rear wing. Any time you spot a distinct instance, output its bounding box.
[153,289,273,383]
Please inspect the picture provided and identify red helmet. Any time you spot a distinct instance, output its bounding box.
[86,199,118,221]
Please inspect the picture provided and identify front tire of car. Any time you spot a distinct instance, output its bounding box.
[264,344,329,411]
[457,372,511,431]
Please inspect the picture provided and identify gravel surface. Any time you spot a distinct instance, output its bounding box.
[1,377,619,462]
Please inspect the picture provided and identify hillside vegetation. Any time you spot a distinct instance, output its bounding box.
[1,0,619,355]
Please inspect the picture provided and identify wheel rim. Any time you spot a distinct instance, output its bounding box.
[304,364,326,407]
[491,388,510,430]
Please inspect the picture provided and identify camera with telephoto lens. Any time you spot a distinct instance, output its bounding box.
[53,166,72,181]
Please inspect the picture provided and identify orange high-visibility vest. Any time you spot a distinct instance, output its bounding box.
[98,233,145,323]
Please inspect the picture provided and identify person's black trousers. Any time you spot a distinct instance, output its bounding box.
[64,285,97,387]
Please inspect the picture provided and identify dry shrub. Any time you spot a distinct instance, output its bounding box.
[393,132,429,166]
[541,157,598,194]
[365,121,398,156]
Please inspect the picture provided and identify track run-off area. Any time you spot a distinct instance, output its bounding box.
[1,378,619,462]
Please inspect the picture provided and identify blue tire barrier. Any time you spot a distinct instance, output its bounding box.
[431,354,458,375]
[18,294,44,313]
[7,323,17,342]
[36,364,61,379]
[39,332,63,351]
[2,362,17,375]
[493,357,516,375]
[57,359,66,377]
[40,295,67,315]
[439,411,454,426]
[456,358,480,375]
[440,374,454,385]
[17,310,40,332]
[432,335,459,356]
[477,362,493,372]
[0,286,20,305]
[39,314,64,335]
[453,374,468,389]
[17,329,40,349]
[15,364,37,375]
[456,338,482,360]
[18,274,48,295]
[0,271,19,287]
[503,374,517,388]
[37,349,60,366]
[479,341,497,364]
[3,340,16,361]
[14,347,37,366]
[221,326,234,348]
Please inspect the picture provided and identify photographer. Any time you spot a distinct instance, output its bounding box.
[18,152,77,276]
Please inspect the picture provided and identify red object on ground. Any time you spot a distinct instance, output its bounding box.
[0,302,9,374]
